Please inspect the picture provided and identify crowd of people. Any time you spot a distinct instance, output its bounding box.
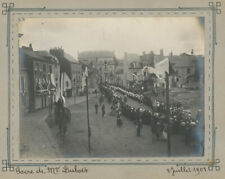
[99,83,203,147]
[52,83,203,150]
[109,84,155,109]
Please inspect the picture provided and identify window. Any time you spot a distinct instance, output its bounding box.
[20,76,25,93]
[66,81,69,87]
[35,63,39,71]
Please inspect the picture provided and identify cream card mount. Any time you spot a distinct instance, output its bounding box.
[2,6,218,168]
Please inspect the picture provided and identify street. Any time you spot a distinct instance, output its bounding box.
[21,93,199,158]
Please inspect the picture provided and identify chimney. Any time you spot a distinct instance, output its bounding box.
[29,43,33,51]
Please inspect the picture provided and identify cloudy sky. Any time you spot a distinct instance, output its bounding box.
[19,17,204,59]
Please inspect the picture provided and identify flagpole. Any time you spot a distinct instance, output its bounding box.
[165,72,171,156]
[85,69,91,155]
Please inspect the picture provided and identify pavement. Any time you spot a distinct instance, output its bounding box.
[20,108,61,158]
[20,93,200,158]
[20,94,95,158]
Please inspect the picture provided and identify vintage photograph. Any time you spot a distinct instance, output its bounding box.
[18,17,205,158]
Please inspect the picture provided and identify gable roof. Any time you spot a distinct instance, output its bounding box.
[64,52,77,63]
[154,55,166,64]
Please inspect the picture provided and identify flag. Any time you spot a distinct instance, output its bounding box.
[60,73,64,96]
[155,57,169,77]
[84,67,88,77]
[51,73,56,86]
[81,73,86,91]
[55,73,61,102]
[146,57,169,79]
[81,67,88,91]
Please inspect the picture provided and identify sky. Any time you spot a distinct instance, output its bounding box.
[19,17,205,59]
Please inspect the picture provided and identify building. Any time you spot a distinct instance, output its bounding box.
[169,53,204,89]
[20,44,60,113]
[122,53,141,88]
[140,51,155,67]
[71,62,82,96]
[140,49,166,68]
[64,53,82,96]
[50,48,82,97]
[142,57,169,89]
[78,50,117,88]
[169,53,195,87]
[61,72,72,96]
[128,61,143,83]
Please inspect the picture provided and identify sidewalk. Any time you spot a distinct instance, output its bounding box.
[20,108,61,158]
[20,94,96,158]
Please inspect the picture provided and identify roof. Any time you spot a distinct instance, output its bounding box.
[154,55,166,64]
[21,47,45,60]
[169,54,197,68]
[20,47,59,64]
[35,50,59,63]
[78,50,115,59]
[64,52,78,63]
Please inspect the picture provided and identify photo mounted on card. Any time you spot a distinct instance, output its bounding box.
[5,6,215,166]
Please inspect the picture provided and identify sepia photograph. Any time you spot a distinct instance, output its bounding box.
[18,17,205,158]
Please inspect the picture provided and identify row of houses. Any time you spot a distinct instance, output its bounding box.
[77,50,118,88]
[20,46,204,113]
[20,44,83,113]
[115,49,204,90]
[76,49,204,91]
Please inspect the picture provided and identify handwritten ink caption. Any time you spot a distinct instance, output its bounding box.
[166,165,219,176]
[15,165,88,175]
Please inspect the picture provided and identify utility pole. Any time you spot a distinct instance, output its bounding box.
[85,68,91,155]
[165,72,171,156]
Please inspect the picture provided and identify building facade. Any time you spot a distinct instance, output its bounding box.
[71,62,82,95]
[20,45,60,113]
[169,53,199,88]
[50,48,82,97]
[78,50,117,88]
